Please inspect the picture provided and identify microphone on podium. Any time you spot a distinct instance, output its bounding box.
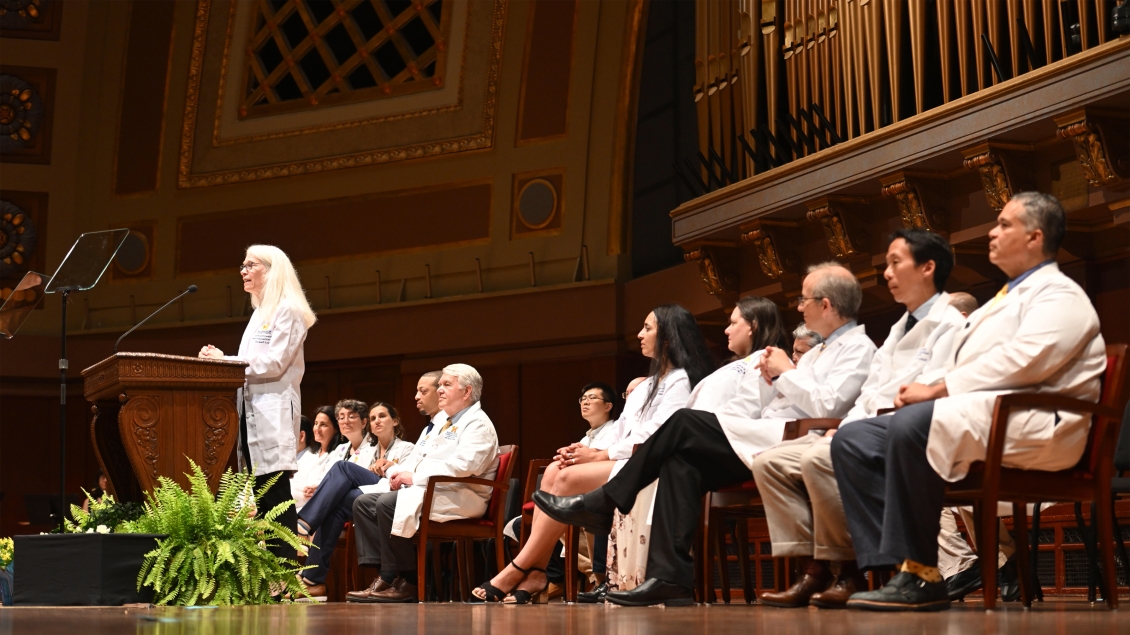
[114,285,198,353]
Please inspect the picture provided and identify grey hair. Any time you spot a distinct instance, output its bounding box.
[791,323,824,347]
[442,363,483,402]
[805,262,862,319]
[1010,192,1066,257]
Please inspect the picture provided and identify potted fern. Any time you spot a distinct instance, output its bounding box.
[15,460,310,606]
[126,461,311,605]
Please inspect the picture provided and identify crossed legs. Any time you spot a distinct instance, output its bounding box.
[472,459,615,600]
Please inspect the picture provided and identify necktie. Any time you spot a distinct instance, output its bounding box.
[904,313,918,336]
[988,283,1009,310]
[424,422,434,435]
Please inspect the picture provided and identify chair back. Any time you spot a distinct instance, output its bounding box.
[1114,400,1130,474]
[486,445,518,522]
[1078,344,1128,474]
[523,459,554,503]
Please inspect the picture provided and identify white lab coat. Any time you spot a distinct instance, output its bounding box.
[579,419,617,449]
[841,295,966,424]
[229,302,309,475]
[388,402,500,538]
[746,324,877,465]
[291,448,340,512]
[370,436,416,466]
[604,370,692,477]
[921,263,1106,482]
[687,352,780,469]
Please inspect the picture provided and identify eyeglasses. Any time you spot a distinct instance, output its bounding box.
[238,262,260,273]
[797,296,824,307]
[578,395,608,404]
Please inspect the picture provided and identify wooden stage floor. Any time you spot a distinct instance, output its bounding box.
[4,600,1129,635]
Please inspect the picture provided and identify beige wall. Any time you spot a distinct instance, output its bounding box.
[3,0,638,341]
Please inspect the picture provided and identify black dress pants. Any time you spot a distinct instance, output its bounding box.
[830,400,947,569]
[374,491,418,574]
[240,411,298,562]
[602,408,752,590]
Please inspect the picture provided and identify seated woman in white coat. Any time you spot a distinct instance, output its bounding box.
[604,296,791,596]
[472,304,715,604]
[291,405,345,512]
[199,244,317,563]
[296,401,414,599]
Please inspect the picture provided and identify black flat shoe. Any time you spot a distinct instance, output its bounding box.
[846,571,950,612]
[605,578,694,607]
[944,561,982,601]
[532,491,613,534]
[577,582,608,604]
[998,559,1020,602]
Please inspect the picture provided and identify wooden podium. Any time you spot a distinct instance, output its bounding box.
[82,353,248,502]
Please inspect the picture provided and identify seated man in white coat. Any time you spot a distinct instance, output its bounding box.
[347,370,448,602]
[832,192,1106,611]
[754,229,965,609]
[536,266,876,607]
[350,363,499,603]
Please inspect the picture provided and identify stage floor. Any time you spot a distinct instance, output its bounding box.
[4,599,1128,635]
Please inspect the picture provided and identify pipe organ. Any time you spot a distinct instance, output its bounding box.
[687,0,1126,192]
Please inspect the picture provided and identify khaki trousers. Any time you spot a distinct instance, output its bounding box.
[753,433,1011,569]
[937,507,1015,579]
[752,434,856,561]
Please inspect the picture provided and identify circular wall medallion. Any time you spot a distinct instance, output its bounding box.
[517,179,557,229]
[115,230,150,275]
[0,200,36,277]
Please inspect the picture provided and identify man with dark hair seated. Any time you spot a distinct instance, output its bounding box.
[831,192,1107,611]
[753,228,965,609]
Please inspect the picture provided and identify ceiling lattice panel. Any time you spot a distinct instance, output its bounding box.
[241,0,450,118]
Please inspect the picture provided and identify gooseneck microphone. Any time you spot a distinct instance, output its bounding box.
[114,285,198,353]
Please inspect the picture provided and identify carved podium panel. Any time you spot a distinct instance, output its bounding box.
[82,353,248,501]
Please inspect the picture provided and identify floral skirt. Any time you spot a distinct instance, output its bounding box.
[606,479,658,592]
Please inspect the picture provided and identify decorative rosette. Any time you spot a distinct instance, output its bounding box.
[0,200,36,276]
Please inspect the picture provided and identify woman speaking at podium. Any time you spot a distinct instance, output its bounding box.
[199,245,317,561]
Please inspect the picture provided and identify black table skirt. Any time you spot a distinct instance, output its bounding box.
[13,533,164,606]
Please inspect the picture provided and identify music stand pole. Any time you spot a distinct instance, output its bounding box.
[57,287,78,532]
[42,228,130,533]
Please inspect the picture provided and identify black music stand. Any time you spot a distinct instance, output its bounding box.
[42,229,129,531]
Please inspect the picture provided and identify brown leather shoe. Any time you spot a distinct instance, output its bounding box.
[759,560,833,608]
[810,574,861,608]
[295,578,327,603]
[369,577,419,603]
[346,577,395,602]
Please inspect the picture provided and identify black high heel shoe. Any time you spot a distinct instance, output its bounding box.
[470,562,532,603]
[503,568,549,605]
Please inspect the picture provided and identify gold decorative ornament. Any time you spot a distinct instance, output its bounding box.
[740,228,785,279]
[879,174,945,231]
[1056,117,1124,186]
[805,200,860,257]
[684,247,737,296]
[962,151,1012,211]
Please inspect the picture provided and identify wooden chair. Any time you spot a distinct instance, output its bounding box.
[519,459,554,549]
[944,343,1127,610]
[702,418,842,603]
[414,444,519,602]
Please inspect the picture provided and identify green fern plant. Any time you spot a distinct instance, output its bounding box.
[125,460,311,605]
[65,493,145,534]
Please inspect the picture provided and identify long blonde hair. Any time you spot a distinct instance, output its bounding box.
[245,245,316,328]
